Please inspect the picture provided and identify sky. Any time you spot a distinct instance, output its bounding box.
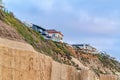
[3,0,120,61]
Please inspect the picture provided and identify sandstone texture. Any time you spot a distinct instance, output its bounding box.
[100,74,118,80]
[0,20,24,42]
[0,38,118,80]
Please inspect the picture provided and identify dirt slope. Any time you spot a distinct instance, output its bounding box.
[0,20,24,42]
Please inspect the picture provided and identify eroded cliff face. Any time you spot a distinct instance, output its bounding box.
[100,75,118,80]
[0,38,118,80]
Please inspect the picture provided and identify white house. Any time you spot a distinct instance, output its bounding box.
[46,29,64,42]
[72,44,97,53]
[24,23,64,42]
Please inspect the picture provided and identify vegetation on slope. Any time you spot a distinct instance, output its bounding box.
[74,47,120,75]
[96,53,120,73]
[0,9,73,65]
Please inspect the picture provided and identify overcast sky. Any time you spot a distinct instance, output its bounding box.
[3,0,120,61]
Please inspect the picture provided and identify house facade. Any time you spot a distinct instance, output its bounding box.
[32,24,49,38]
[46,29,64,42]
[31,24,64,42]
[72,44,97,53]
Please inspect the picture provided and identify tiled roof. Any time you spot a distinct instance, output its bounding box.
[46,29,64,36]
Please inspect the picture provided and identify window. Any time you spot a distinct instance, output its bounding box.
[52,34,56,37]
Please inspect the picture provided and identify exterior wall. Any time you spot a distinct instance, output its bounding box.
[32,25,38,31]
[31,25,64,42]
[73,44,97,53]
[32,25,48,38]
[31,25,63,42]
[48,33,63,42]
[80,44,94,51]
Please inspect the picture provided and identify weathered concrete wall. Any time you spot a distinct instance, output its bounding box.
[0,38,118,80]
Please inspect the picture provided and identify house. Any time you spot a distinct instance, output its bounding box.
[72,44,97,53]
[25,23,64,42]
[46,29,64,42]
[32,24,48,38]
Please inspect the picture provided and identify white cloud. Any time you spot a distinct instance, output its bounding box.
[32,0,55,12]
[84,38,117,50]
[76,11,120,35]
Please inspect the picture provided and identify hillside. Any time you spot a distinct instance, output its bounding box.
[0,9,120,79]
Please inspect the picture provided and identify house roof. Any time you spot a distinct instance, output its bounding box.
[46,29,64,36]
[32,24,46,31]
[72,44,90,46]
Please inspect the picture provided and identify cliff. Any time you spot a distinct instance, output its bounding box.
[0,37,118,80]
